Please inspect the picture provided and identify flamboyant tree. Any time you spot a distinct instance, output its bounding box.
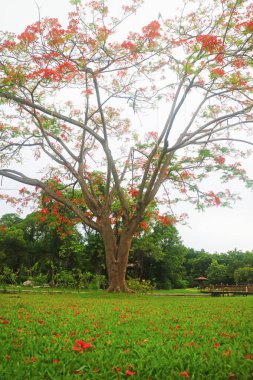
[0,0,253,291]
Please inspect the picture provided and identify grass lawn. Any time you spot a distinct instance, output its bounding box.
[0,291,252,379]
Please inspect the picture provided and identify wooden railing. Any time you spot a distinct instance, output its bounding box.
[205,284,253,292]
[201,284,253,296]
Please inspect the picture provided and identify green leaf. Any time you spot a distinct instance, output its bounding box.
[198,148,213,159]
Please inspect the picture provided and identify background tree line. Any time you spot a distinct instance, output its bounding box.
[0,212,253,288]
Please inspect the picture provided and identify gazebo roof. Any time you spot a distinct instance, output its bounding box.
[195,276,208,280]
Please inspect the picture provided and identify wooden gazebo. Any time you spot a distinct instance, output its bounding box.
[195,276,208,289]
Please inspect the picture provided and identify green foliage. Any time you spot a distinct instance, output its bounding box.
[206,259,228,285]
[198,148,213,159]
[0,266,17,285]
[186,252,212,280]
[32,273,48,286]
[88,274,106,290]
[1,212,253,290]
[234,266,253,284]
[69,0,81,4]
[0,213,22,227]
[126,277,155,293]
[130,222,187,289]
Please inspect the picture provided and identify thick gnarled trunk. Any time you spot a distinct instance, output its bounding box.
[102,225,133,292]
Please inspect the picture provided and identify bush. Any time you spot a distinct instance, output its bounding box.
[174,279,189,289]
[88,274,106,290]
[0,266,17,285]
[72,269,93,289]
[33,273,48,286]
[55,270,76,287]
[127,277,155,293]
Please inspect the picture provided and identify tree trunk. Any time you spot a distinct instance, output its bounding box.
[101,225,133,292]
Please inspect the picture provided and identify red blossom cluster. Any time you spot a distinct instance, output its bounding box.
[147,131,158,139]
[128,188,139,198]
[27,61,76,81]
[0,224,6,232]
[156,215,174,226]
[139,221,149,231]
[240,20,253,33]
[215,156,225,165]
[121,40,137,52]
[232,59,247,68]
[207,191,221,206]
[211,68,225,77]
[0,40,16,51]
[72,339,92,352]
[97,26,111,40]
[196,35,224,54]
[142,20,161,40]
[18,22,41,44]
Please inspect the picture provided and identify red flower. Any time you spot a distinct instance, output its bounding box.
[223,350,231,356]
[129,188,139,198]
[196,35,224,53]
[112,367,121,373]
[72,339,92,352]
[121,40,137,51]
[125,369,136,376]
[142,20,161,39]
[139,221,149,231]
[207,192,221,206]
[215,156,225,165]
[1,225,6,232]
[180,371,190,378]
[157,215,173,225]
[244,353,253,360]
[83,88,93,95]
[214,342,220,348]
[54,359,59,364]
[211,68,225,77]
[241,20,253,33]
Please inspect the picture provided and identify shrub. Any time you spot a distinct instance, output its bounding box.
[127,277,155,293]
[0,266,17,285]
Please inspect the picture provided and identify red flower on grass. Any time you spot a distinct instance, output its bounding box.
[125,369,136,376]
[112,367,121,373]
[180,371,190,378]
[72,339,92,352]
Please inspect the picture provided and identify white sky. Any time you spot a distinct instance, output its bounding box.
[0,0,252,253]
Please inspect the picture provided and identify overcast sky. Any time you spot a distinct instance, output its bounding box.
[0,0,252,253]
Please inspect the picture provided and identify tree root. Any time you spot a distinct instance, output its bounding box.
[106,285,135,293]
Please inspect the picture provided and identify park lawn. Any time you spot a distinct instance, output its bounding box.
[0,292,253,379]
